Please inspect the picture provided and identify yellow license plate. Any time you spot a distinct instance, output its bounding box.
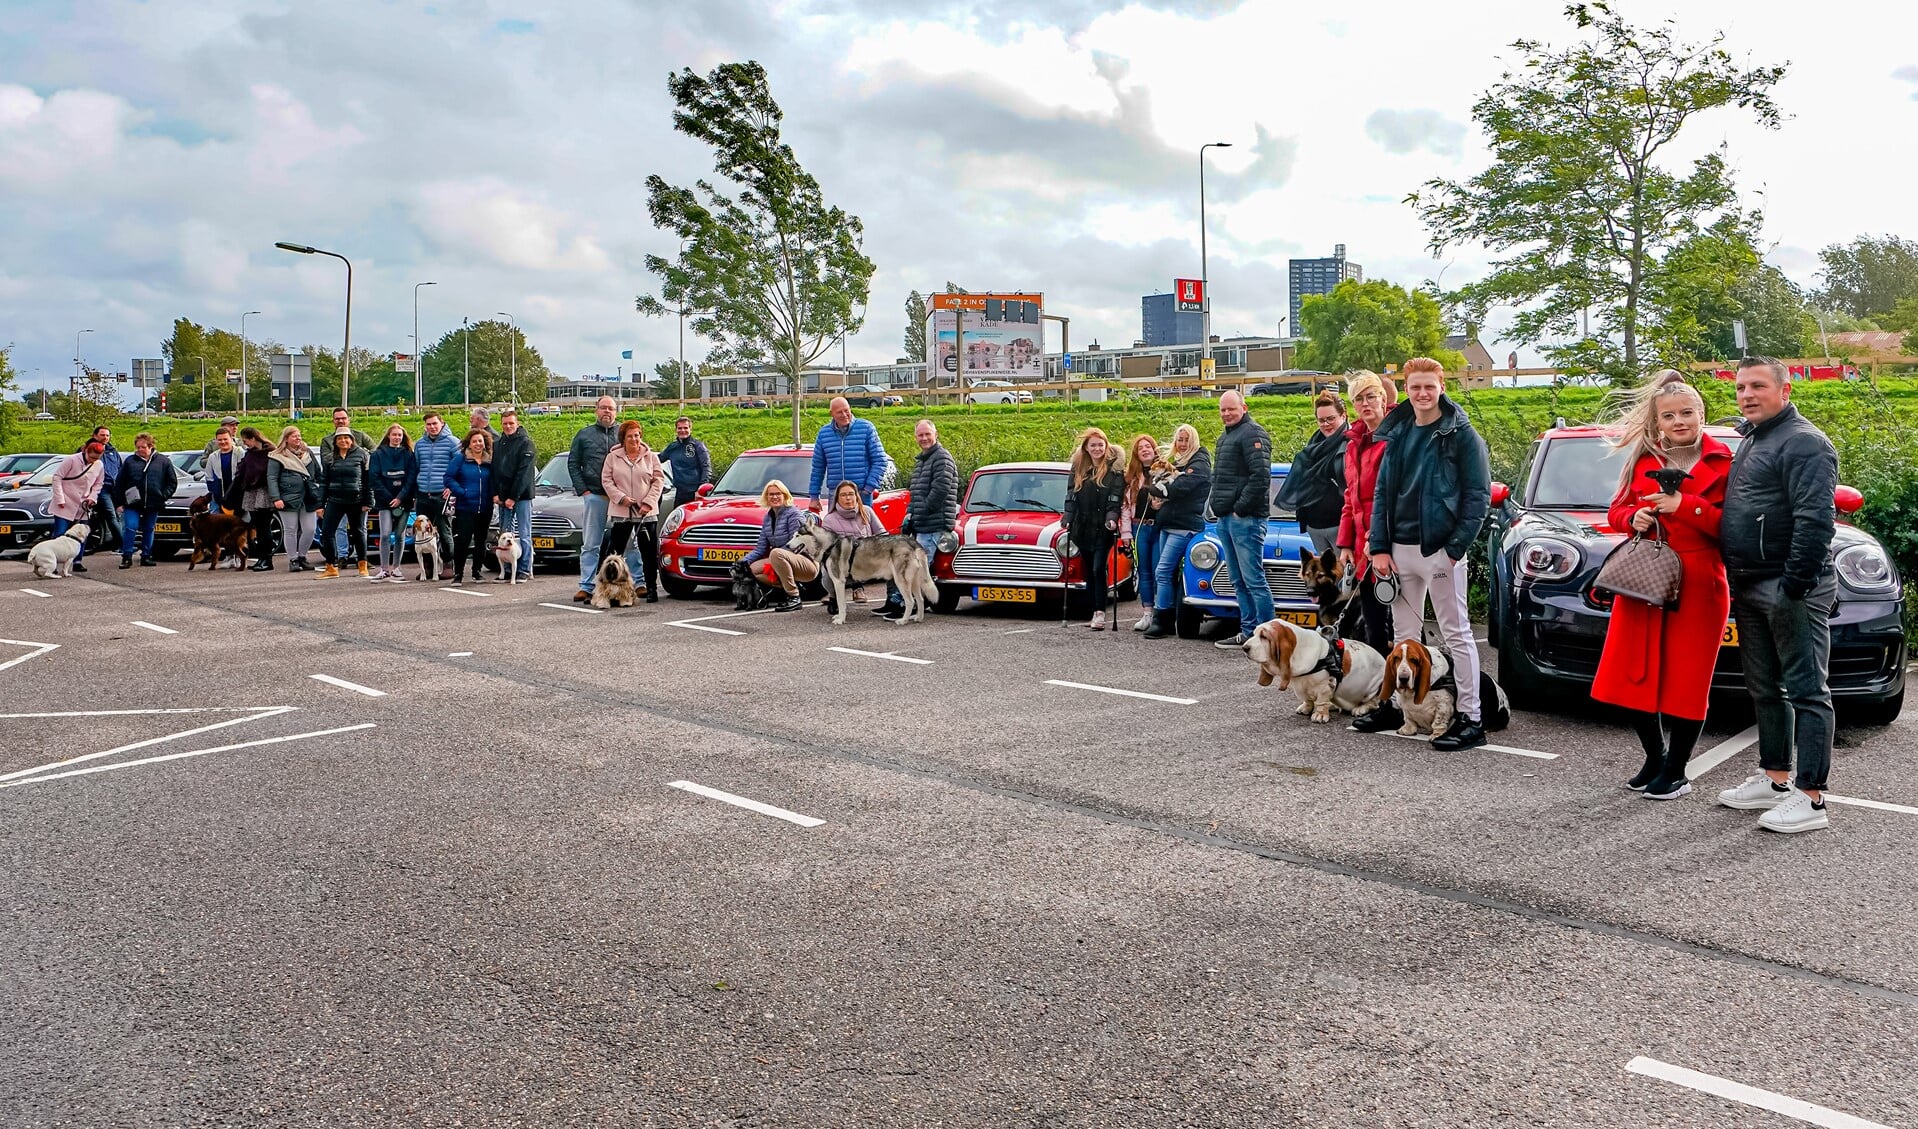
[699,547,748,562]
[156,522,181,534]
[975,586,1036,603]
[532,536,556,549]
[1276,610,1319,627]
[1721,623,1739,648]
[0,525,9,535]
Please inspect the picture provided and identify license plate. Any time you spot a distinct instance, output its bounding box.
[156,522,181,534]
[699,547,748,562]
[974,586,1036,603]
[1276,610,1319,627]
[532,536,556,549]
[1721,623,1739,648]
[0,525,9,535]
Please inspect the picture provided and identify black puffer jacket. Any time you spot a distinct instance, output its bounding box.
[1062,463,1124,544]
[1152,449,1213,533]
[1209,416,1272,518]
[321,445,374,509]
[113,452,178,515]
[1277,428,1348,530]
[1719,404,1838,596]
[1366,395,1490,561]
[906,442,960,533]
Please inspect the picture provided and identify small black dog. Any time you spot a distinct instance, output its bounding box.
[731,560,774,611]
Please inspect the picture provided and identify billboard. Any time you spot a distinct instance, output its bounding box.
[270,352,313,401]
[929,292,1043,383]
[1174,278,1204,312]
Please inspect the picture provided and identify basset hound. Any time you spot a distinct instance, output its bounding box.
[1243,617,1387,723]
[1382,639,1458,739]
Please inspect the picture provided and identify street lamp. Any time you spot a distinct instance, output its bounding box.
[462,316,471,409]
[240,309,260,414]
[73,328,94,408]
[496,311,516,404]
[414,281,437,407]
[274,241,353,407]
[1199,141,1232,381]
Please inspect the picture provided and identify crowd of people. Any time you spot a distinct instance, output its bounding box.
[30,356,1845,832]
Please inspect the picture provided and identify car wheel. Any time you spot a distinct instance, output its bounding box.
[1174,576,1205,639]
[660,572,700,599]
[1843,687,1905,727]
[935,584,962,614]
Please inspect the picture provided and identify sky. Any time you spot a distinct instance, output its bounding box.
[3,0,1917,401]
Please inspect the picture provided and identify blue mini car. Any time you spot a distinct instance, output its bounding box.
[1175,464,1322,639]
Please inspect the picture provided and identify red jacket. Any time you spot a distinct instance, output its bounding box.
[1336,419,1387,573]
[1591,437,1733,720]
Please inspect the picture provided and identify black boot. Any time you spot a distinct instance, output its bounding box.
[1626,753,1661,792]
[1143,608,1173,639]
[1351,701,1404,733]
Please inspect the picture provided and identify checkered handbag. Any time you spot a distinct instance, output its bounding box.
[1593,521,1683,610]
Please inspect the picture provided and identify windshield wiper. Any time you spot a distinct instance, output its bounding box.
[1013,498,1059,512]
[969,499,1004,511]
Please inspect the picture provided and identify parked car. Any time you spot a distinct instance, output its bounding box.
[729,398,770,410]
[1247,371,1334,397]
[1173,465,1320,638]
[930,462,1135,613]
[964,380,1033,405]
[839,385,905,408]
[1487,423,1906,724]
[0,460,107,555]
[0,452,58,491]
[658,444,907,597]
[522,453,675,562]
[33,412,56,421]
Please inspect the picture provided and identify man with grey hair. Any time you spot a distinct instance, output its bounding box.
[878,418,959,619]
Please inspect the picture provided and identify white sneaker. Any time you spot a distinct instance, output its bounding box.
[1132,611,1152,632]
[1089,611,1107,630]
[1718,773,1791,810]
[370,567,389,580]
[387,572,407,584]
[1758,789,1830,834]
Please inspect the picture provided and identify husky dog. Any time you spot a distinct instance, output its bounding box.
[493,531,525,584]
[591,554,636,609]
[412,514,443,582]
[1242,617,1387,723]
[186,512,252,572]
[786,522,937,625]
[28,523,90,579]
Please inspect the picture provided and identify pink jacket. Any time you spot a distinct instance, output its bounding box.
[49,452,104,521]
[601,444,665,520]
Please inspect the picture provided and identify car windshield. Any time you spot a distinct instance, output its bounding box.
[967,470,1065,513]
[1269,473,1294,520]
[23,460,66,488]
[1,454,53,473]
[712,455,812,497]
[535,454,570,490]
[1527,433,1744,508]
[170,452,205,476]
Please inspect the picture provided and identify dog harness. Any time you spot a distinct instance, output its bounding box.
[1310,638,1348,688]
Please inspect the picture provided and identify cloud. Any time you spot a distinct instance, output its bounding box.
[413,180,613,273]
[1363,108,1468,157]
[1896,64,1918,98]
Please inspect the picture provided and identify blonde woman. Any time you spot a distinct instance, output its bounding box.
[740,479,815,612]
[1142,424,1213,639]
[267,426,324,571]
[1063,426,1125,629]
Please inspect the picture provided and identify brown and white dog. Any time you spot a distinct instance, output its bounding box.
[1382,639,1458,739]
[1242,617,1386,723]
[411,514,442,582]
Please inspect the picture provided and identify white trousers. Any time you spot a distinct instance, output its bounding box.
[1391,544,1481,719]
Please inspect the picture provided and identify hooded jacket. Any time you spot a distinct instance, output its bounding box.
[369,443,419,510]
[1152,448,1213,534]
[413,427,461,493]
[1366,394,1491,561]
[1718,403,1838,596]
[492,427,537,503]
[446,454,493,514]
[320,442,373,509]
[1277,427,1348,530]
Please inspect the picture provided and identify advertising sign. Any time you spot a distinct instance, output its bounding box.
[1175,278,1205,312]
[270,352,313,401]
[394,352,416,374]
[929,292,1044,383]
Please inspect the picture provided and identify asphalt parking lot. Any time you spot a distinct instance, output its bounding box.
[5,558,1917,1127]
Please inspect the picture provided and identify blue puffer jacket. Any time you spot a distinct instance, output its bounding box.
[445,456,493,515]
[414,429,461,494]
[743,504,807,567]
[807,419,888,502]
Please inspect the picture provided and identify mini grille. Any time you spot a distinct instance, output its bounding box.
[951,545,1062,581]
[531,514,576,535]
[0,508,32,523]
[1209,560,1310,602]
[679,523,761,547]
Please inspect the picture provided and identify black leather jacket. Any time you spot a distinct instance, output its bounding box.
[1719,404,1837,596]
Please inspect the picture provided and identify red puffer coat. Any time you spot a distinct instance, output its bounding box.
[1336,419,1387,576]
[1591,438,1733,720]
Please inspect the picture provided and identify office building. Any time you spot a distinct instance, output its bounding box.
[1140,292,1205,348]
[1288,244,1364,334]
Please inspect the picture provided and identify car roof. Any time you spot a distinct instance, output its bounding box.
[974,461,1069,472]
[738,444,814,456]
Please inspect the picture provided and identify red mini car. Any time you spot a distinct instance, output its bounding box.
[657,443,909,597]
[932,461,1135,613]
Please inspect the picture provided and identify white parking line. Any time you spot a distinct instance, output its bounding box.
[0,638,59,675]
[1,723,378,792]
[1374,730,1559,761]
[1824,794,1918,816]
[1686,725,1759,780]
[0,706,299,783]
[1004,629,1035,634]
[1044,679,1197,705]
[664,607,778,635]
[668,622,745,635]
[539,601,602,614]
[130,621,178,635]
[448,651,474,657]
[1625,1057,1890,1128]
[309,674,387,697]
[666,779,824,828]
[20,588,52,598]
[828,646,934,665]
[439,586,491,598]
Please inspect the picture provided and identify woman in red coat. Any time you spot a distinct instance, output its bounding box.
[1592,374,1732,800]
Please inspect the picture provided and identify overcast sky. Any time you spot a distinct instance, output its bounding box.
[4,0,1916,399]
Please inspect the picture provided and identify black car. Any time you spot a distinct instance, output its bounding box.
[527,453,675,561]
[1487,423,1906,724]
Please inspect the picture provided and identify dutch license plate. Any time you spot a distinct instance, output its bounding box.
[699,547,748,562]
[0,525,10,535]
[156,522,181,534]
[1721,623,1740,648]
[532,536,556,549]
[1276,610,1319,627]
[975,586,1036,603]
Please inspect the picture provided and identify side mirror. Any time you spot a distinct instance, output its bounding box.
[1489,482,1510,508]
[1835,485,1863,515]
[696,483,715,499]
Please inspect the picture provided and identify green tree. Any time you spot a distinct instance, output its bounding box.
[1293,279,1465,373]
[418,320,544,406]
[904,290,928,363]
[1409,3,1785,382]
[1814,235,1918,319]
[67,366,123,428]
[1691,262,1817,359]
[637,61,877,443]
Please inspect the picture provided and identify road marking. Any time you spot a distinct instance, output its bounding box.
[0,706,298,783]
[666,780,824,828]
[667,622,745,636]
[539,601,602,614]
[0,707,285,718]
[1824,794,1918,816]
[1,723,378,792]
[1687,725,1759,780]
[663,605,777,635]
[828,646,934,665]
[20,588,52,598]
[1375,730,1559,761]
[1624,1057,1890,1128]
[0,638,59,675]
[130,621,178,635]
[310,674,387,697]
[439,586,491,597]
[448,651,474,657]
[1044,679,1197,706]
[1004,628,1035,634]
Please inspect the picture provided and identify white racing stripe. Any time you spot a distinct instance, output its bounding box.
[539,601,602,614]
[130,621,178,635]
[1044,679,1196,705]
[309,674,387,697]
[828,646,934,665]
[20,588,52,598]
[1624,1057,1891,1128]
[0,723,378,792]
[1686,725,1759,780]
[0,706,299,783]
[0,638,59,675]
[666,780,824,828]
[1374,730,1559,761]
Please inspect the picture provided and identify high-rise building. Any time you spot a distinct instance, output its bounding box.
[1140,292,1205,348]
[1288,244,1364,335]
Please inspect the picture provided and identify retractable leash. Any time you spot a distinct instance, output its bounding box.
[1060,536,1073,629]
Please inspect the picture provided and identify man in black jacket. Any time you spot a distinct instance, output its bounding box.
[1714,356,1841,834]
[657,417,712,520]
[1366,358,1491,750]
[567,397,620,603]
[879,419,960,619]
[492,408,537,580]
[1208,391,1273,648]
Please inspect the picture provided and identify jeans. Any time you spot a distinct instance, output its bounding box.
[1217,514,1273,630]
[93,498,120,551]
[52,515,89,560]
[1732,573,1837,792]
[1152,529,1197,612]
[1391,544,1480,719]
[1133,522,1160,610]
[376,507,407,571]
[280,507,320,561]
[118,509,158,560]
[576,492,609,593]
[319,505,366,565]
[886,532,944,607]
[500,499,534,574]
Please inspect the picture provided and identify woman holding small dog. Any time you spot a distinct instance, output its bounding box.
[268,427,324,571]
[1122,433,1166,632]
[740,479,815,612]
[315,429,373,579]
[599,419,665,603]
[369,424,418,582]
[1142,424,1212,639]
[1593,374,1732,801]
[1063,427,1126,630]
[445,431,495,587]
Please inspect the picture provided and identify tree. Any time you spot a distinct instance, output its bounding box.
[649,358,731,400]
[67,366,123,428]
[1705,263,1816,359]
[1293,279,1466,373]
[418,320,545,406]
[1814,235,1918,319]
[637,61,877,443]
[904,290,928,363]
[1409,3,1785,382]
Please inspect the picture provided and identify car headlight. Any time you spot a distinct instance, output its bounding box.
[36,502,52,517]
[936,531,958,554]
[1055,534,1079,560]
[1190,540,1221,571]
[1516,536,1581,582]
[1835,543,1898,594]
[661,507,687,538]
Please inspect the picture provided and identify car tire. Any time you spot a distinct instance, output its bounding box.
[935,584,963,614]
[1174,577,1205,640]
[660,572,700,599]
[1843,686,1905,727]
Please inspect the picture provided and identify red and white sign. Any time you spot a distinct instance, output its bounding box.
[1175,278,1205,312]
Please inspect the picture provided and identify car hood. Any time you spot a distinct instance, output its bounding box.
[1510,507,1882,553]
[0,486,52,506]
[958,511,1064,548]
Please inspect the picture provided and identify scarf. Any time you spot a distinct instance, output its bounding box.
[270,447,313,477]
[1657,437,1704,474]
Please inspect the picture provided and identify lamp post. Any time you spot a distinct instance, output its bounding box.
[496,311,516,404]
[462,316,471,409]
[240,309,260,414]
[1199,141,1232,381]
[414,281,436,407]
[73,328,93,409]
[196,358,206,413]
[1813,308,1832,363]
[273,242,352,407]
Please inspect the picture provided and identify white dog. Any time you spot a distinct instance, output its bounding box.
[27,523,90,579]
[1382,639,1459,739]
[1242,618,1387,723]
[493,531,525,584]
[412,514,442,582]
